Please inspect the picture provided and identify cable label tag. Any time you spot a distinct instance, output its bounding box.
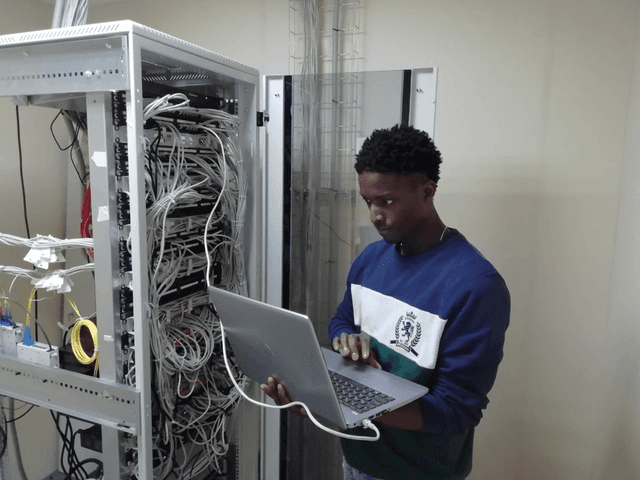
[97,206,110,222]
[92,151,107,167]
[24,246,53,269]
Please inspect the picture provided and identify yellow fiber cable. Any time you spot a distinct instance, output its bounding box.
[25,288,37,327]
[71,319,99,375]
[65,294,82,319]
[1,283,8,311]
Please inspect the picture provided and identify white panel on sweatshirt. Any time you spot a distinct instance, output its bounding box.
[351,284,447,369]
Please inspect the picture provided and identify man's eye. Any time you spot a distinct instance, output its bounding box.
[383,199,393,205]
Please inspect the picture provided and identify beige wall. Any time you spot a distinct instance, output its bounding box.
[89,0,290,76]
[1,1,639,479]
[588,9,640,478]
[360,1,639,478]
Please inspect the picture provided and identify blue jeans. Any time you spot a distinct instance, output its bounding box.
[343,458,385,480]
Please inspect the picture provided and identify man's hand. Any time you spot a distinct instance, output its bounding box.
[332,332,382,369]
[260,376,307,417]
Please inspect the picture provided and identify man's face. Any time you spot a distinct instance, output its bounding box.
[358,172,433,245]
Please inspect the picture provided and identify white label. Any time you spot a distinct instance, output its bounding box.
[97,206,109,222]
[92,151,107,167]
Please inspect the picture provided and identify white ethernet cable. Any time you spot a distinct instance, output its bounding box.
[0,233,94,271]
[0,264,94,293]
[143,93,191,121]
[0,233,93,250]
[144,99,250,478]
[216,319,380,442]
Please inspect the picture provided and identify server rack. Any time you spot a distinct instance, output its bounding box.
[0,21,264,479]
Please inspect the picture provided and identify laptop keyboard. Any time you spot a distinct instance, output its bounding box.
[329,371,395,414]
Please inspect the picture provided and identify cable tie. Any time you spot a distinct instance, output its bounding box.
[187,258,193,276]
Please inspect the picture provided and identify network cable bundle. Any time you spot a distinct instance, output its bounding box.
[76,91,250,478]
[0,98,250,479]
[139,93,249,478]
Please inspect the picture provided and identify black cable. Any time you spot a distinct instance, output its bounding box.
[51,110,86,185]
[64,458,102,480]
[51,412,71,475]
[9,401,31,413]
[50,110,79,151]
[0,399,7,460]
[16,106,30,239]
[16,105,40,341]
[63,416,78,477]
[0,425,6,461]
[51,411,88,478]
[6,404,36,423]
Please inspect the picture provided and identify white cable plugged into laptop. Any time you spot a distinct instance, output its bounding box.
[218,320,381,442]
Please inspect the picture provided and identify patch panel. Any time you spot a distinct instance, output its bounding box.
[112,91,127,127]
[114,140,129,179]
[17,341,60,368]
[119,237,132,275]
[119,285,133,323]
[0,322,23,357]
[116,189,131,228]
[157,271,209,306]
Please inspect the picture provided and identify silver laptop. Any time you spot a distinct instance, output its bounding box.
[208,286,429,430]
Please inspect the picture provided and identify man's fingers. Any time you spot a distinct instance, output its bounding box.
[261,377,279,403]
[334,333,377,364]
[348,334,359,361]
[262,377,308,418]
[340,332,350,356]
[361,335,370,360]
[277,383,291,405]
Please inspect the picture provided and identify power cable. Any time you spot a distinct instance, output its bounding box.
[5,405,36,424]
[15,106,30,239]
[5,397,28,480]
[15,105,39,343]
[0,399,7,460]
[50,110,86,185]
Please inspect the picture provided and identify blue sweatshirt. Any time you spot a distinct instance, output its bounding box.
[329,229,510,480]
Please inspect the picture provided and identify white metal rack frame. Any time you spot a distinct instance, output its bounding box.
[0,21,261,479]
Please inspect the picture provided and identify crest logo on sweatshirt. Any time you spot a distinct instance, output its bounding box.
[390,311,422,357]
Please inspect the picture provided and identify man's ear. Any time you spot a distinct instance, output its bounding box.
[424,180,437,200]
[416,175,436,200]
[409,173,436,201]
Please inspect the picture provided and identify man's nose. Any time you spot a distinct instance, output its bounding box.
[370,206,383,226]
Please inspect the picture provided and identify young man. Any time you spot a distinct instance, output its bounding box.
[263,124,510,480]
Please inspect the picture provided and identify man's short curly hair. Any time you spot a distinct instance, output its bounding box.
[355,124,442,184]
